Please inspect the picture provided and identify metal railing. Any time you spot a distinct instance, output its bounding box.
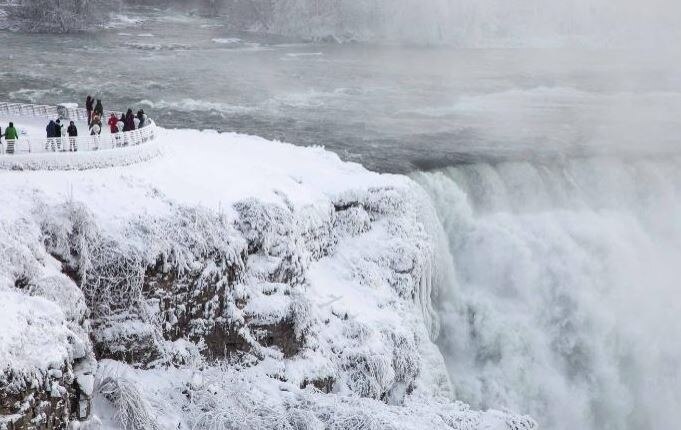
[0,102,59,118]
[0,122,156,155]
[0,101,122,122]
[0,101,157,155]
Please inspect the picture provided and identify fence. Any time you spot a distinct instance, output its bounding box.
[0,102,59,118]
[0,101,120,123]
[0,101,157,155]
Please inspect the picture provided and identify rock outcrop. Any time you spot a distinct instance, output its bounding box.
[0,222,95,429]
[0,131,537,429]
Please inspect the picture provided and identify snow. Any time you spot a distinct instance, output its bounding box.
[0,123,412,229]
[0,122,396,318]
[77,374,96,397]
[0,290,73,372]
[0,121,535,429]
[92,360,533,430]
[0,216,90,376]
[0,142,162,171]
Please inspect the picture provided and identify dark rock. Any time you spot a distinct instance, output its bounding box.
[301,377,335,394]
[250,319,301,359]
[91,317,163,367]
[143,260,247,361]
[0,363,74,430]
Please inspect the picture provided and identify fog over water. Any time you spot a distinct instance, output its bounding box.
[263,0,681,46]
[2,6,681,172]
[2,2,681,429]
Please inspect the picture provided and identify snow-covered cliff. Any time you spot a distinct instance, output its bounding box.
[0,128,535,429]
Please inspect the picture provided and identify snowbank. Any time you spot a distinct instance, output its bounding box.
[0,127,535,429]
[0,290,73,372]
[0,219,95,428]
[0,141,162,171]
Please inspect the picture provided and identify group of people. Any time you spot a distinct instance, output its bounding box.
[85,95,148,136]
[45,118,79,151]
[46,118,78,137]
[0,96,152,154]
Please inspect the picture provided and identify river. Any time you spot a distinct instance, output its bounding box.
[2,6,681,173]
[2,5,681,429]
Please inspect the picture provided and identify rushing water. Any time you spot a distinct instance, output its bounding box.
[2,7,681,173]
[2,5,681,430]
[415,157,681,429]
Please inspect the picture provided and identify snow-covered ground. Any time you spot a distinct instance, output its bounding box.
[0,125,536,429]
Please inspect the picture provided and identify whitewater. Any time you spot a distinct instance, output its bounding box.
[416,156,681,429]
[2,1,681,429]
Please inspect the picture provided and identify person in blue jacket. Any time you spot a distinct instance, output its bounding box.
[46,119,56,138]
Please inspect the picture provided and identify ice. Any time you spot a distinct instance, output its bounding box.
[0,125,534,429]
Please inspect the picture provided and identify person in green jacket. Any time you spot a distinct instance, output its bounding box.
[5,122,18,140]
[4,122,19,154]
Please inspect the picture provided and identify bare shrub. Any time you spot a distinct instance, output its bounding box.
[98,376,160,430]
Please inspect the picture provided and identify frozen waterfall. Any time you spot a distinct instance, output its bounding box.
[414,155,681,429]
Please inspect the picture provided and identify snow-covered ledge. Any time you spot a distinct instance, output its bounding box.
[0,126,536,428]
[0,101,160,170]
[0,140,162,171]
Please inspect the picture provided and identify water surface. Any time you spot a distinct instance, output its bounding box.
[2,7,680,172]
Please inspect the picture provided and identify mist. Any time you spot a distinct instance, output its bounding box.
[2,2,680,429]
[415,154,681,430]
[9,0,681,47]
[199,0,681,46]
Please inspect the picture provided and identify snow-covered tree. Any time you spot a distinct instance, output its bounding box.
[10,0,116,32]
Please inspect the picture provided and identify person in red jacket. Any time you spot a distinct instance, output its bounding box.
[108,113,119,133]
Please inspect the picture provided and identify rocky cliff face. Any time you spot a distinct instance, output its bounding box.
[1,360,87,430]
[0,132,536,429]
[0,224,95,430]
[0,183,537,429]
[1,186,443,428]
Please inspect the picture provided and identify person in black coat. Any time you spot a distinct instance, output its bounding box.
[86,95,94,125]
[46,120,56,138]
[94,99,104,117]
[136,109,146,127]
[55,119,63,136]
[46,120,58,151]
[67,121,78,137]
[124,109,135,132]
[55,119,63,150]
[67,121,78,151]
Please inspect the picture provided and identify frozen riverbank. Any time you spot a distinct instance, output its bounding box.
[0,127,535,429]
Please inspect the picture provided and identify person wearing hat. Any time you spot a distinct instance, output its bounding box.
[67,121,78,151]
[4,122,18,154]
[46,119,56,151]
[55,119,63,150]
